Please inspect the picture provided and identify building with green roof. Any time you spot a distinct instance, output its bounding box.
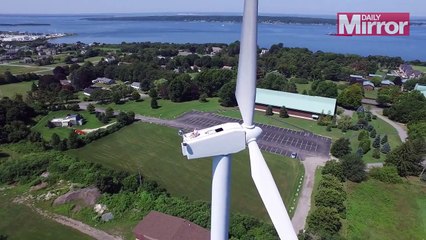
[414,84,426,97]
[255,88,337,118]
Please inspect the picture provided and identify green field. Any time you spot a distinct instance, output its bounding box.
[364,89,378,100]
[413,65,426,73]
[0,65,48,75]
[0,187,91,240]
[295,82,312,94]
[98,98,227,119]
[344,179,426,239]
[68,123,304,221]
[0,81,35,98]
[32,110,108,140]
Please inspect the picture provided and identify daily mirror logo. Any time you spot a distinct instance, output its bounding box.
[337,13,410,36]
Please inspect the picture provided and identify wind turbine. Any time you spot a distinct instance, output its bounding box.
[180,0,298,239]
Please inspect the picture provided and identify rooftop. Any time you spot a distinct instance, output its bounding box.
[133,211,210,240]
[255,88,337,115]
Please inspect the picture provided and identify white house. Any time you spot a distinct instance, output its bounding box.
[51,114,84,127]
[131,82,141,90]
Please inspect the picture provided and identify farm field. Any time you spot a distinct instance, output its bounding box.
[343,179,426,239]
[68,122,304,221]
[413,65,426,73]
[0,187,91,240]
[0,81,35,98]
[98,97,226,119]
[32,110,108,140]
[0,65,46,75]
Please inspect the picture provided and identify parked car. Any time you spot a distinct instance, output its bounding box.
[290,152,298,159]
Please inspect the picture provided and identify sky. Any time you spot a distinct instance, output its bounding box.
[1,0,425,17]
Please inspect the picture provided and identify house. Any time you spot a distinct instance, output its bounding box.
[414,84,426,97]
[368,74,383,78]
[92,77,115,85]
[133,211,210,240]
[255,88,337,119]
[399,64,423,79]
[131,82,141,90]
[260,48,269,55]
[222,66,233,70]
[51,114,83,127]
[381,80,395,86]
[83,86,102,96]
[363,81,375,91]
[349,74,366,84]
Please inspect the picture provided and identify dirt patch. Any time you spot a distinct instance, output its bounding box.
[53,187,101,206]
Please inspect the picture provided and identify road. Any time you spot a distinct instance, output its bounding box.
[291,156,328,233]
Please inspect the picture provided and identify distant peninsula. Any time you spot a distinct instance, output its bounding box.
[0,23,50,26]
[83,15,337,25]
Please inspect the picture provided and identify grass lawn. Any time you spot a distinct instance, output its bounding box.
[32,110,107,140]
[344,179,426,239]
[68,122,304,221]
[349,114,401,163]
[85,56,103,63]
[0,186,91,240]
[295,82,312,94]
[364,89,378,100]
[0,65,45,75]
[0,81,35,98]
[413,65,426,73]
[98,98,227,119]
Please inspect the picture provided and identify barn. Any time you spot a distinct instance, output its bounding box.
[255,88,337,119]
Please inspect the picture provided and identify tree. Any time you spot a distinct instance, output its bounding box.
[319,174,345,192]
[131,91,141,101]
[67,131,81,149]
[407,121,426,140]
[311,81,338,98]
[337,84,363,109]
[307,207,342,238]
[336,115,352,131]
[373,135,381,148]
[112,92,121,104]
[322,160,345,181]
[384,91,426,123]
[376,86,400,106]
[279,106,289,118]
[151,98,159,109]
[199,93,208,103]
[358,130,369,141]
[218,81,237,107]
[265,105,273,116]
[369,128,377,138]
[359,139,371,154]
[381,134,388,144]
[314,188,346,213]
[51,133,61,149]
[331,138,351,158]
[381,142,391,154]
[149,88,158,99]
[355,148,364,158]
[105,107,114,119]
[341,153,366,182]
[87,104,96,114]
[372,148,381,159]
[385,140,426,177]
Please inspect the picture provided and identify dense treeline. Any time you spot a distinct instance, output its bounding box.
[0,71,40,85]
[0,146,278,239]
[0,98,36,144]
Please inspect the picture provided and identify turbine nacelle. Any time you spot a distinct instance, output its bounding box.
[180,123,264,160]
[181,123,246,159]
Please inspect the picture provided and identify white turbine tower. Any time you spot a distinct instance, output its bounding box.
[180,0,298,239]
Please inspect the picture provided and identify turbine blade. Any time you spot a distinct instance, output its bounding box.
[236,0,258,127]
[248,141,298,240]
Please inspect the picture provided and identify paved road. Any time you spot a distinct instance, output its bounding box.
[291,156,328,233]
[370,107,408,142]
